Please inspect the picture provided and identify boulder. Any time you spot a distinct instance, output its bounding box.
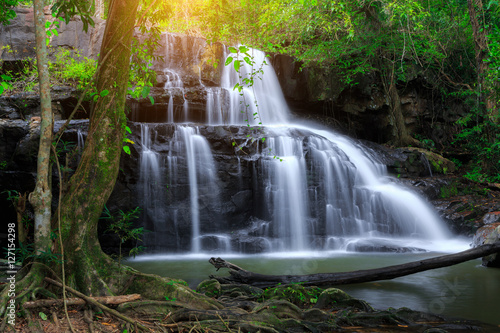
[472,213,500,267]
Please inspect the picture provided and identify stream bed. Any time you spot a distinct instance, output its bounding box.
[127,249,500,326]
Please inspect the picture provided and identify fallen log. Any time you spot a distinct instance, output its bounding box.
[23,294,141,309]
[209,242,500,288]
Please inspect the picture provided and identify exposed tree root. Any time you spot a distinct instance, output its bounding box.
[44,277,150,331]
[23,293,141,308]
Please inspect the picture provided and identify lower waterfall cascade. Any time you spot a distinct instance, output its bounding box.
[135,40,458,255]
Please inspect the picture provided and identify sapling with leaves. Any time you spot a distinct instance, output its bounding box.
[101,206,146,272]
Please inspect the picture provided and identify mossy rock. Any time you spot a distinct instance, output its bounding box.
[260,284,323,307]
[314,288,351,308]
[253,299,303,320]
[124,272,223,310]
[314,288,373,312]
[196,279,222,298]
[404,147,455,175]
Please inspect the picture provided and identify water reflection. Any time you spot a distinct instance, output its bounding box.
[126,251,500,326]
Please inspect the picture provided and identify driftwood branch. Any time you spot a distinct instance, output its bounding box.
[23,294,141,309]
[209,242,500,288]
[44,278,149,332]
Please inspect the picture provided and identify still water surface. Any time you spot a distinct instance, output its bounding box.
[126,250,500,326]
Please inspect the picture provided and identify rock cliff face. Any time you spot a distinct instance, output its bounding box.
[0,6,105,61]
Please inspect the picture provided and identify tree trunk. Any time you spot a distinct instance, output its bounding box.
[56,0,140,295]
[380,62,420,147]
[209,242,500,288]
[30,0,53,254]
[467,0,498,122]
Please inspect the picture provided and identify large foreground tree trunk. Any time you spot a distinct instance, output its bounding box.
[57,0,140,295]
[209,242,500,288]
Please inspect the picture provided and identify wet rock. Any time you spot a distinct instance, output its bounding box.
[345,239,427,253]
[472,220,500,267]
[481,211,500,225]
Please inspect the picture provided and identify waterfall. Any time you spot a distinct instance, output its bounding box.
[136,35,451,254]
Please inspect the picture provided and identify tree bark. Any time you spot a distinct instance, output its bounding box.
[56,0,140,295]
[209,242,500,288]
[30,0,53,255]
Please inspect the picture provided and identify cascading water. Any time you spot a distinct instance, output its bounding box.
[137,35,452,254]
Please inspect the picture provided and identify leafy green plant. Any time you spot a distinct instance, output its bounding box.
[259,284,323,307]
[101,206,146,269]
[453,96,500,183]
[50,48,97,91]
[3,242,62,265]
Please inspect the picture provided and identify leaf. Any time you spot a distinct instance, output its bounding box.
[243,57,252,65]
[39,312,48,321]
[228,46,238,53]
[141,86,151,99]
[234,60,241,72]
[225,56,233,66]
[239,45,250,53]
[0,74,11,81]
[149,96,155,105]
[123,138,135,144]
[123,146,131,155]
[100,89,109,97]
[0,86,4,95]
[125,126,132,134]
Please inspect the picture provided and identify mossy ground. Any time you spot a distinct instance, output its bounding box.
[3,278,496,332]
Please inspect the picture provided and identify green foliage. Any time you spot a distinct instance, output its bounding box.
[50,48,97,91]
[1,48,97,94]
[259,284,323,307]
[3,242,63,265]
[0,0,18,26]
[453,96,500,183]
[414,134,436,150]
[122,125,134,155]
[50,0,94,33]
[101,206,146,268]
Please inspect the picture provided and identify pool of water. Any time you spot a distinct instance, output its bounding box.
[126,249,500,326]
